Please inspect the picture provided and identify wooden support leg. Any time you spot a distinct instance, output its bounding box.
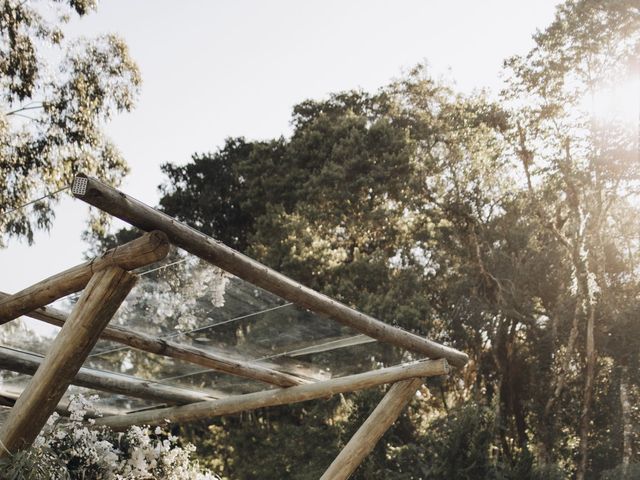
[0,266,136,456]
[320,377,424,480]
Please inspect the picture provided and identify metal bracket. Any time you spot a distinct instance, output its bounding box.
[71,177,88,196]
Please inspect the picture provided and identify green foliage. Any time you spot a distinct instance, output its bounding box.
[0,0,140,245]
[414,404,565,480]
[182,400,345,479]
[126,0,640,478]
[600,463,640,480]
[160,70,521,478]
[419,404,497,479]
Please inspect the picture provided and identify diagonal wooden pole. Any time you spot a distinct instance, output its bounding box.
[72,174,469,368]
[0,293,307,388]
[0,346,218,405]
[0,266,137,456]
[319,378,424,480]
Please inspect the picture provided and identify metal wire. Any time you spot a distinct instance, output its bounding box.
[0,186,70,218]
[136,258,190,277]
[163,302,294,339]
[155,334,377,383]
[88,302,294,358]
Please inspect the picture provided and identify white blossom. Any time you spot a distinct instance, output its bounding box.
[15,394,221,480]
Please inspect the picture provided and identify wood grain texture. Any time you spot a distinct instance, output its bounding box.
[0,231,169,324]
[320,378,424,480]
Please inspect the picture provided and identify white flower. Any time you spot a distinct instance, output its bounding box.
[23,395,220,479]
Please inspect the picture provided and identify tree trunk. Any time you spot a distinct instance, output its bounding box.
[620,365,632,475]
[545,299,581,418]
[576,302,596,480]
[539,301,581,464]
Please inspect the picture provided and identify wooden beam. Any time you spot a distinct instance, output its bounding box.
[2,292,332,383]
[0,294,306,388]
[72,174,469,368]
[0,267,136,455]
[0,346,217,405]
[320,378,423,480]
[222,342,331,382]
[270,334,376,358]
[95,359,449,430]
[0,390,119,419]
[0,231,170,325]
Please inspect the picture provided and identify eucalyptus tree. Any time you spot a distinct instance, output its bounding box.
[0,0,140,245]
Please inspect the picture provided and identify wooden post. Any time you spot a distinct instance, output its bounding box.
[72,174,469,368]
[96,359,448,430]
[320,378,424,480]
[0,231,169,325]
[0,267,136,455]
[0,292,307,388]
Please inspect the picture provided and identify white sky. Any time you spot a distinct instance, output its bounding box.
[0,0,561,293]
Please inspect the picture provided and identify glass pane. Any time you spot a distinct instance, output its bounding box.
[0,245,434,417]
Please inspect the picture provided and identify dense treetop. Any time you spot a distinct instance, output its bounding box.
[158,1,640,478]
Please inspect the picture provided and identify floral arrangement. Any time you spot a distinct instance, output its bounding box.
[1,395,219,480]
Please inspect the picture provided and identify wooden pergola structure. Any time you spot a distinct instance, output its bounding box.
[0,174,468,479]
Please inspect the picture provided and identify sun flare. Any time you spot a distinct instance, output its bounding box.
[586,76,640,124]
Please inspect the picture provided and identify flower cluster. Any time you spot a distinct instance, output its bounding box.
[4,394,219,480]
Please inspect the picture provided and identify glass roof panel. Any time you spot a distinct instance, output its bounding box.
[0,244,437,418]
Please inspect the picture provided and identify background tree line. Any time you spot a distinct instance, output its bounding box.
[157,1,640,477]
[2,0,639,478]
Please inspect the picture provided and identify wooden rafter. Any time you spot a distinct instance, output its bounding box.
[0,231,170,325]
[0,293,310,388]
[0,176,466,477]
[0,346,219,405]
[72,174,469,368]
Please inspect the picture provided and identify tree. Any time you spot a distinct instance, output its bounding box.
[157,10,640,474]
[0,0,140,245]
[504,0,640,476]
[159,69,516,479]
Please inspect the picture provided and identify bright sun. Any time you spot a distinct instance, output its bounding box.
[586,76,640,124]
